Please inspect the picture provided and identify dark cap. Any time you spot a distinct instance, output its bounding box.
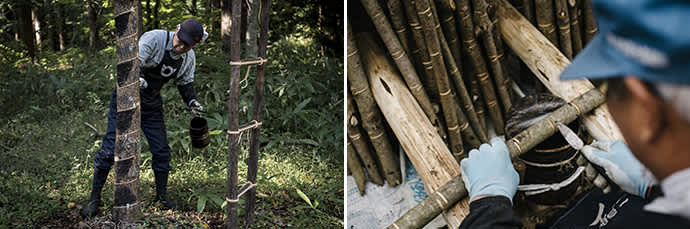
[177,19,204,48]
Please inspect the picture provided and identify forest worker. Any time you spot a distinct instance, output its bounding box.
[458,0,690,227]
[80,18,208,217]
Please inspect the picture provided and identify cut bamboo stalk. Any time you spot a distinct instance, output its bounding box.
[535,0,558,45]
[363,30,470,227]
[348,138,368,195]
[388,0,411,53]
[569,0,583,55]
[414,0,465,160]
[554,0,573,59]
[473,0,513,115]
[497,0,623,141]
[440,31,484,147]
[388,88,606,229]
[582,0,597,44]
[436,0,463,71]
[456,0,505,135]
[360,0,442,135]
[347,93,385,186]
[348,22,402,186]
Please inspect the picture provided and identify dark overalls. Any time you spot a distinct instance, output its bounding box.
[95,33,183,172]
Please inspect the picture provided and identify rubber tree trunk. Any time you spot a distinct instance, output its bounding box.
[243,0,270,226]
[226,0,242,228]
[221,0,232,52]
[112,0,141,223]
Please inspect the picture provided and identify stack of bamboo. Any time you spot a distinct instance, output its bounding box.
[347,0,599,192]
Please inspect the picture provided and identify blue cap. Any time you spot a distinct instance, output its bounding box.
[560,0,690,85]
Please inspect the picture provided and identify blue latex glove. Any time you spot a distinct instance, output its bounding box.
[581,140,657,197]
[460,137,520,203]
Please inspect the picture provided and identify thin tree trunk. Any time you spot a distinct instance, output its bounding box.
[221,0,232,52]
[535,0,558,45]
[32,6,41,51]
[226,0,242,227]
[244,0,258,58]
[112,0,141,223]
[436,0,463,75]
[56,2,65,50]
[243,1,270,226]
[360,0,443,142]
[347,93,385,186]
[190,0,198,15]
[554,0,572,59]
[17,2,36,60]
[153,0,160,29]
[349,26,402,186]
[88,1,98,49]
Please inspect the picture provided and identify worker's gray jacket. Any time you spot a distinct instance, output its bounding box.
[139,30,196,87]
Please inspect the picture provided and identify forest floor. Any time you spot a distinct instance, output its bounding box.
[0,36,344,228]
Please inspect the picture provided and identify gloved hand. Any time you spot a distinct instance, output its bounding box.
[460,137,520,203]
[581,140,656,197]
[140,77,148,89]
[189,99,205,116]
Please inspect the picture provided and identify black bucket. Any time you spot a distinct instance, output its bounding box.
[190,117,210,148]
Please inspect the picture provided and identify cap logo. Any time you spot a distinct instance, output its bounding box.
[606,33,669,69]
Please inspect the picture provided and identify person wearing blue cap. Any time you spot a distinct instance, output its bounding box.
[458,0,690,227]
[80,19,208,217]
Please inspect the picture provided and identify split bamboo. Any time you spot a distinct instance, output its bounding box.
[348,22,402,186]
[455,0,505,135]
[414,0,465,160]
[554,0,573,59]
[347,93,385,186]
[388,88,607,229]
[497,0,623,141]
[362,31,470,227]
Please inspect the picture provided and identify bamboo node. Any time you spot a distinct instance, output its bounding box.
[430,51,441,57]
[351,86,367,96]
[443,16,454,23]
[437,191,449,206]
[369,131,385,139]
[547,119,557,132]
[347,49,359,57]
[448,124,460,131]
[477,72,489,81]
[569,101,583,116]
[440,89,452,96]
[418,7,431,15]
[395,28,407,33]
[391,50,406,60]
[511,138,523,153]
[460,122,470,131]
[349,132,361,140]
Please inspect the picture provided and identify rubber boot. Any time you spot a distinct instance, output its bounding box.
[80,167,110,217]
[154,171,178,209]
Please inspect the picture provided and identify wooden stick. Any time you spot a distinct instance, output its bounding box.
[348,22,402,186]
[387,0,411,53]
[440,30,485,147]
[474,0,513,115]
[554,0,573,59]
[456,0,505,135]
[498,0,623,141]
[569,0,583,55]
[535,0,558,45]
[415,0,465,160]
[348,139,368,196]
[436,0,463,71]
[582,0,597,44]
[364,31,470,227]
[388,88,607,229]
[360,0,441,135]
[227,0,243,227]
[347,93,386,186]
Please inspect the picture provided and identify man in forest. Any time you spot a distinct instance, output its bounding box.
[80,18,208,217]
[458,0,690,227]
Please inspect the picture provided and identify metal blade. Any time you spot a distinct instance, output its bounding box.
[556,122,584,150]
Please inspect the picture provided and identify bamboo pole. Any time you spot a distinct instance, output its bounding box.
[554,0,573,59]
[455,0,505,135]
[535,0,558,45]
[347,93,385,186]
[582,0,597,44]
[244,1,271,225]
[436,0,463,71]
[348,23,402,186]
[360,0,442,136]
[414,0,465,160]
[113,0,141,223]
[440,30,487,145]
[569,0,583,55]
[387,0,411,53]
[226,0,242,228]
[363,32,470,227]
[348,139,368,195]
[497,0,623,141]
[387,88,607,229]
[473,0,513,115]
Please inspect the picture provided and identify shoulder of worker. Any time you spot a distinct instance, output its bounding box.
[139,30,170,48]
